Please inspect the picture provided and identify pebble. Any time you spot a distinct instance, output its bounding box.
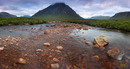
[92,55,99,62]
[36,49,43,52]
[0,47,4,51]
[53,58,59,62]
[44,30,50,34]
[51,63,60,69]
[9,30,13,32]
[17,58,26,64]
[56,46,63,50]
[44,43,50,46]
[85,42,91,45]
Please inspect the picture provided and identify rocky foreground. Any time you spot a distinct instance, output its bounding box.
[0,23,129,69]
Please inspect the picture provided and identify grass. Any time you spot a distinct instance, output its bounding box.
[0,17,129,32]
[0,17,46,26]
[63,19,130,32]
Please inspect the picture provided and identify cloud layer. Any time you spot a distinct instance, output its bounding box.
[0,0,130,18]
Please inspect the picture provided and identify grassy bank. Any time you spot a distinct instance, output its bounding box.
[0,17,46,26]
[63,19,130,32]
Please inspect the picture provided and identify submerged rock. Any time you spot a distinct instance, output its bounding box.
[44,30,50,34]
[107,47,124,60]
[17,58,26,64]
[56,46,63,50]
[51,63,60,69]
[85,42,91,45]
[36,49,43,53]
[93,35,109,47]
[44,43,50,46]
[51,24,56,27]
[92,55,99,62]
[0,47,4,51]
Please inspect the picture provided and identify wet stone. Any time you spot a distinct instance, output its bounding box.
[44,43,50,46]
[107,47,123,60]
[0,47,4,51]
[17,58,26,64]
[56,46,63,50]
[93,35,109,48]
[44,30,50,34]
[51,63,60,69]
[85,42,91,45]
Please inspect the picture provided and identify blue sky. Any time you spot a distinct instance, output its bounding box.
[0,0,130,18]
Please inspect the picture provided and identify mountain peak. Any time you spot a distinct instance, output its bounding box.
[52,2,66,6]
[32,2,82,20]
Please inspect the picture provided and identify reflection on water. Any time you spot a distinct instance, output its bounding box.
[71,26,130,55]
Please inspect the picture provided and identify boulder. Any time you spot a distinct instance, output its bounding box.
[93,35,109,47]
[107,47,124,60]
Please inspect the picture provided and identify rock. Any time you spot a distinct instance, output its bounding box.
[93,35,109,47]
[56,46,63,50]
[17,58,26,64]
[0,47,4,51]
[85,42,91,45]
[55,50,61,53]
[107,47,123,60]
[44,30,50,34]
[53,58,59,62]
[44,43,50,46]
[34,27,36,30]
[51,24,56,27]
[9,30,13,32]
[46,25,49,27]
[51,63,60,69]
[36,49,43,53]
[92,55,99,62]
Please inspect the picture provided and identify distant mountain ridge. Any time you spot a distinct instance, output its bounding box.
[111,11,130,20]
[89,16,110,20]
[32,2,82,20]
[0,12,17,18]
[21,15,31,17]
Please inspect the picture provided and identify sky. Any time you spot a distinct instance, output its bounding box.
[0,0,130,18]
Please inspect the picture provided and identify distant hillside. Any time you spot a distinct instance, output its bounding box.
[111,11,130,20]
[32,3,82,20]
[89,16,110,20]
[21,15,31,17]
[0,12,17,18]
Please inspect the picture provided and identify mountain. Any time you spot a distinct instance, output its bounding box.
[0,12,17,18]
[89,16,110,20]
[111,11,130,20]
[32,3,82,20]
[21,15,31,17]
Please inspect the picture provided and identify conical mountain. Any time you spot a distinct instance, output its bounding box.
[32,3,83,20]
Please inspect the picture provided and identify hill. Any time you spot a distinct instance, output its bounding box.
[89,16,110,20]
[32,3,82,20]
[111,11,130,20]
[0,12,17,18]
